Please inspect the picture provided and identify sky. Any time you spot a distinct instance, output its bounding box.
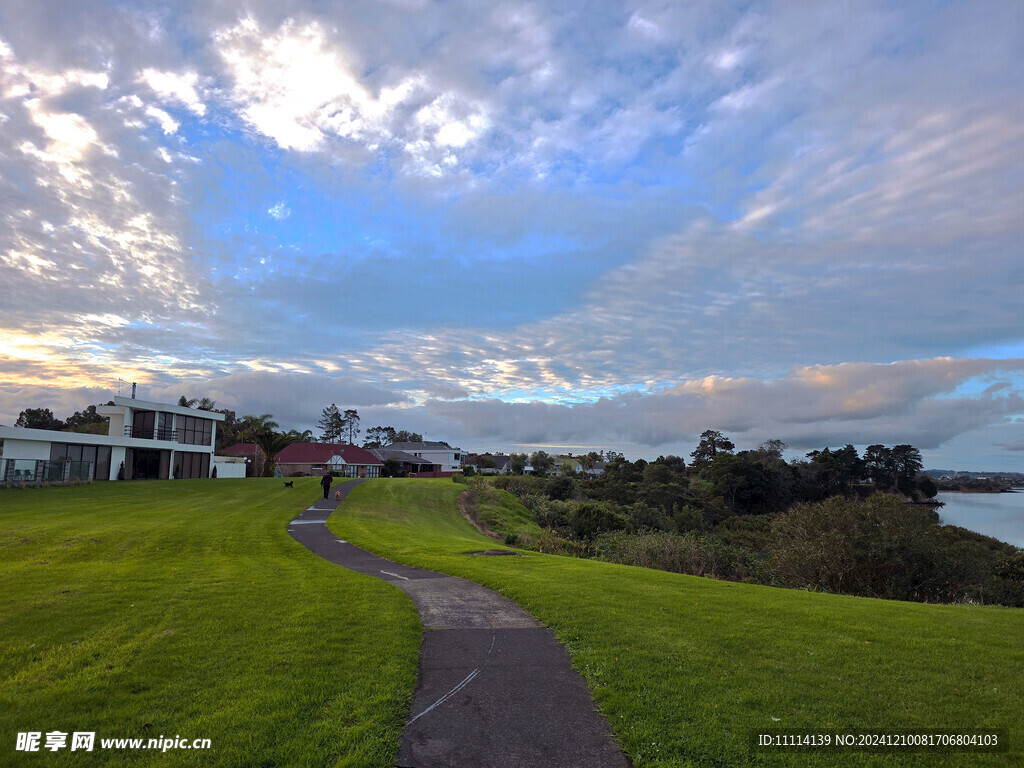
[1,0,1023,469]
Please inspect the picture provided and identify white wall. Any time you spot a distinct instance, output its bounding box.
[2,439,51,460]
[213,458,247,479]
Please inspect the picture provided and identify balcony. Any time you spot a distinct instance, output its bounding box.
[124,426,179,441]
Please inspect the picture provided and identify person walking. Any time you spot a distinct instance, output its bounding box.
[321,471,333,499]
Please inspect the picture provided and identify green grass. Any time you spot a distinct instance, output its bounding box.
[0,479,421,767]
[464,482,545,543]
[329,479,1024,767]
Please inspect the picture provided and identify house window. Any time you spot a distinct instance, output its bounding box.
[49,443,112,481]
[177,416,213,446]
[176,451,210,479]
[132,410,155,439]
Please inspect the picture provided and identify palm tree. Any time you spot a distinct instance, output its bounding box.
[255,431,298,477]
[237,414,281,475]
[238,414,279,442]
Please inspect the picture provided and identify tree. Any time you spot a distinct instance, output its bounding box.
[317,404,344,443]
[891,444,923,481]
[178,395,216,410]
[214,408,239,451]
[690,430,735,470]
[863,445,894,487]
[530,450,555,477]
[255,431,298,477]
[237,414,280,475]
[342,409,360,444]
[65,405,109,435]
[14,408,63,430]
[756,439,788,463]
[364,426,397,449]
[285,429,313,442]
[834,444,863,487]
[707,452,786,514]
[238,414,279,441]
[511,453,528,475]
[917,475,939,499]
[891,444,923,493]
[392,430,424,443]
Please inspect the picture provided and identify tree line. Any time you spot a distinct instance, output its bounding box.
[473,430,1024,608]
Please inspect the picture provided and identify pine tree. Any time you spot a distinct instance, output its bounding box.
[317,404,344,443]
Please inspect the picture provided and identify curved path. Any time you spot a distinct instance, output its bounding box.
[289,479,630,768]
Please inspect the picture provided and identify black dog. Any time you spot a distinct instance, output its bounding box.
[283,481,294,488]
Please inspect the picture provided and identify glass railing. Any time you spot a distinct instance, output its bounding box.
[4,460,93,483]
[123,427,179,441]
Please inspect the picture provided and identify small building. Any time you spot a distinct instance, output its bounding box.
[551,456,584,476]
[274,443,383,478]
[467,454,512,475]
[219,443,264,476]
[386,441,464,476]
[371,448,439,476]
[0,395,225,485]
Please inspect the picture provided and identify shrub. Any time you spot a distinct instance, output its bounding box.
[568,501,632,539]
[593,531,754,581]
[767,493,1023,604]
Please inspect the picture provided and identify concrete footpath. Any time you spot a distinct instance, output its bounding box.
[288,479,631,768]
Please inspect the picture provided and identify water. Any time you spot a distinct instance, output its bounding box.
[935,491,1024,547]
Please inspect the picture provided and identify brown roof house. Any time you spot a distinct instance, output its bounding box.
[274,443,384,478]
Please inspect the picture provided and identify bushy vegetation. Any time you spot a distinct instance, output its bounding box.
[483,437,1024,607]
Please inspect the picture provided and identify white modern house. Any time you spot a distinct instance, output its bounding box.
[0,395,234,484]
[387,441,465,476]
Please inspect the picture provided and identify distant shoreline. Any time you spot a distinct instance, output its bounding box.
[937,488,1022,494]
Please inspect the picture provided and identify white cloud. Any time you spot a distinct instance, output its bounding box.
[215,17,388,151]
[138,68,206,116]
[144,105,179,134]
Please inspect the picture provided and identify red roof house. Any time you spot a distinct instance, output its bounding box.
[274,443,384,478]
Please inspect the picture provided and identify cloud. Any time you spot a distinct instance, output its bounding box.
[138,69,207,116]
[416,357,1024,452]
[267,201,290,220]
[1,1,1022,471]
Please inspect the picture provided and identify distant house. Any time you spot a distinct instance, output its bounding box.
[274,443,383,478]
[551,456,584,476]
[371,448,439,476]
[386,441,464,476]
[584,461,607,477]
[469,454,512,475]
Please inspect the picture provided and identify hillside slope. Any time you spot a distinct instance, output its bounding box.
[329,478,1023,768]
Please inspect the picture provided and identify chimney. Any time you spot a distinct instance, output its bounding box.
[131,382,137,399]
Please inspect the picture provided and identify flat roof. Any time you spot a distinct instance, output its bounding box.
[111,396,226,421]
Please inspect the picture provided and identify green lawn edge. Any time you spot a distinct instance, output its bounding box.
[328,478,1024,768]
[1,479,421,767]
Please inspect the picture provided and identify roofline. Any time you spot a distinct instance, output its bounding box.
[112,396,226,421]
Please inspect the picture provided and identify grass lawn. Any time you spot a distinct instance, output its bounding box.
[329,478,1024,768]
[0,479,421,767]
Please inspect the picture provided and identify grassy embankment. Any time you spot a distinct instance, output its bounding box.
[0,479,421,767]
[329,478,1024,768]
